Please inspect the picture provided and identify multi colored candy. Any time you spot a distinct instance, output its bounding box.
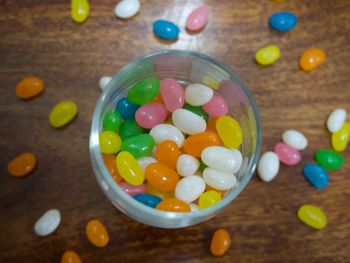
[210,229,231,256]
[49,101,78,128]
[7,152,37,177]
[85,219,109,247]
[34,209,61,237]
[114,0,140,19]
[297,204,327,230]
[255,45,280,66]
[16,76,44,100]
[71,0,89,23]
[152,20,180,40]
[61,251,82,263]
[186,6,209,31]
[300,48,326,71]
[269,12,298,32]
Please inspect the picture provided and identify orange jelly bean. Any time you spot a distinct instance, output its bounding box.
[145,163,180,191]
[61,251,82,263]
[206,185,226,198]
[183,131,220,157]
[7,152,37,177]
[300,48,326,71]
[85,219,109,248]
[156,198,191,212]
[210,229,231,256]
[156,140,179,169]
[151,93,164,103]
[15,76,44,99]
[207,117,218,132]
[102,154,122,183]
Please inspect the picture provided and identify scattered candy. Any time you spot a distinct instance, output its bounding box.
[134,193,162,208]
[297,204,327,230]
[257,151,280,182]
[201,146,242,173]
[117,151,144,185]
[255,45,280,66]
[210,229,231,256]
[331,122,350,152]
[153,20,180,40]
[135,102,168,129]
[114,0,140,19]
[160,78,184,112]
[119,119,145,139]
[269,12,298,32]
[34,209,61,237]
[7,152,37,177]
[16,76,44,100]
[300,48,326,71]
[176,154,200,177]
[49,101,78,128]
[198,190,221,209]
[127,76,160,105]
[99,131,122,154]
[156,140,179,169]
[202,96,228,117]
[315,149,344,170]
[119,181,147,196]
[116,97,140,120]
[183,131,220,157]
[303,163,329,189]
[282,129,308,150]
[102,110,122,131]
[172,108,206,135]
[99,76,112,91]
[327,108,347,133]
[175,175,206,203]
[149,124,185,147]
[156,198,191,212]
[203,168,237,190]
[216,115,242,149]
[61,251,82,263]
[145,163,179,191]
[102,154,122,183]
[71,0,89,23]
[121,133,155,159]
[85,219,109,248]
[186,6,209,31]
[185,83,213,106]
[274,142,301,166]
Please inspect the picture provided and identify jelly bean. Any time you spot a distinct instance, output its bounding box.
[172,109,206,135]
[189,203,199,212]
[102,110,122,131]
[114,0,140,19]
[119,181,146,196]
[121,133,155,159]
[315,149,344,170]
[282,129,308,150]
[135,103,168,129]
[151,93,164,104]
[297,204,327,230]
[183,104,209,122]
[137,156,157,170]
[186,6,209,31]
[207,117,218,132]
[34,209,61,237]
[61,251,81,263]
[156,198,191,212]
[203,168,237,190]
[134,193,161,208]
[216,115,242,149]
[119,120,145,140]
[274,143,301,166]
[116,151,144,185]
[102,154,122,183]
[153,20,180,40]
[269,12,298,32]
[300,48,326,71]
[99,131,121,154]
[156,140,179,169]
[160,78,184,112]
[183,131,220,157]
[327,108,347,133]
[205,185,225,197]
[150,124,185,148]
[255,45,280,66]
[175,175,206,203]
[185,83,213,106]
[145,163,180,191]
[331,122,350,152]
[127,76,160,105]
[198,190,221,209]
[49,101,78,128]
[210,229,231,256]
[71,0,89,23]
[257,151,280,182]
[7,152,36,177]
[146,182,173,200]
[201,146,242,173]
[116,97,139,120]
[303,163,329,189]
[202,96,228,117]
[176,154,200,177]
[85,219,109,248]
[99,76,112,91]
[16,76,44,100]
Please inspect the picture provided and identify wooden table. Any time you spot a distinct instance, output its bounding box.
[1,0,350,262]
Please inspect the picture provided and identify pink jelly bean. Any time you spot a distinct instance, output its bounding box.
[186,6,209,31]
[135,102,168,129]
[160,78,184,112]
[203,96,229,117]
[119,182,147,196]
[274,143,301,166]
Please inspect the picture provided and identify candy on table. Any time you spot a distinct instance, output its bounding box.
[119,119,145,139]
[198,190,222,209]
[116,97,139,120]
[203,168,237,191]
[185,83,213,106]
[145,163,179,191]
[120,133,155,159]
[152,20,180,40]
[156,198,191,212]
[116,151,144,185]
[61,251,82,263]
[160,78,184,112]
[303,163,329,189]
[137,156,157,170]
[281,129,308,150]
[34,209,61,237]
[135,102,168,129]
[326,108,347,133]
[216,115,243,149]
[102,154,122,183]
[71,0,89,23]
[99,76,112,91]
[299,48,326,71]
[99,131,122,154]
[149,124,185,147]
[172,108,207,135]
[274,142,301,166]
[315,149,344,170]
[175,175,206,203]
[201,146,242,173]
[114,0,140,19]
[183,104,209,122]
[176,154,200,177]
[186,6,209,31]
[269,12,298,32]
[297,204,327,230]
[183,131,220,157]
[49,101,78,128]
[146,182,173,200]
[255,45,281,66]
[202,96,229,117]
[156,140,180,169]
[7,152,37,177]
[189,203,199,212]
[134,193,162,208]
[85,219,109,248]
[16,76,44,99]
[127,76,160,105]
[210,229,231,256]
[119,181,147,196]
[102,110,122,131]
[257,151,280,182]
[331,122,350,152]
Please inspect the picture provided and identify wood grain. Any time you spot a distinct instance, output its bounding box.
[1,0,350,262]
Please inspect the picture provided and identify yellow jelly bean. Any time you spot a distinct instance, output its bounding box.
[99,131,121,154]
[331,122,350,152]
[116,151,144,185]
[216,115,243,149]
[49,101,78,128]
[71,0,89,23]
[202,75,220,90]
[297,204,327,230]
[198,190,221,209]
[255,45,280,66]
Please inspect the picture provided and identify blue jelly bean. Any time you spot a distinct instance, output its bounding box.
[153,20,180,40]
[134,194,162,208]
[269,12,298,32]
[116,97,139,120]
[303,163,329,189]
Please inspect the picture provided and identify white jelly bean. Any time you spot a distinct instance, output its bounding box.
[99,76,112,91]
[201,146,242,173]
[149,124,185,147]
[137,156,157,170]
[34,209,61,237]
[176,154,200,177]
[257,151,280,182]
[282,129,308,150]
[172,109,206,135]
[114,0,140,19]
[203,168,237,190]
[175,175,206,203]
[189,203,199,212]
[185,83,214,106]
[327,108,347,133]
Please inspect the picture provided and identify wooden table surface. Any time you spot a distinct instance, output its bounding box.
[1,0,350,262]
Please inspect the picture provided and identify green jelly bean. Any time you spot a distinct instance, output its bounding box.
[121,133,155,159]
[183,104,209,122]
[102,110,122,131]
[127,76,160,105]
[119,120,145,140]
[315,149,344,170]
[199,159,208,171]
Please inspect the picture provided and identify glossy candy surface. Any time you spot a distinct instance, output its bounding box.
[201,146,242,173]
[160,78,184,112]
[274,143,301,166]
[99,131,121,154]
[156,198,191,212]
[16,76,44,99]
[149,124,185,147]
[114,0,140,19]
[71,0,89,23]
[175,175,206,203]
[61,251,81,263]
[99,76,111,91]
[269,12,298,32]
[303,163,329,189]
[172,109,206,135]
[146,182,173,200]
[327,108,347,133]
[116,97,139,120]
[202,96,228,117]
[7,152,37,177]
[315,149,344,170]
[176,154,200,177]
[102,110,122,131]
[137,156,157,170]
[183,104,209,122]
[300,48,326,71]
[156,140,179,169]
[153,20,180,40]
[185,83,213,106]
[198,190,221,209]
[216,115,242,149]
[203,168,237,190]
[183,131,220,157]
[258,151,280,182]
[186,6,209,31]
[210,229,231,256]
[121,133,155,159]
[119,182,146,196]
[102,154,122,183]
[255,45,280,65]
[119,120,145,139]
[135,103,168,129]
[34,209,61,237]
[297,204,327,230]
[116,151,144,185]
[145,163,179,191]
[134,193,162,208]
[331,122,350,152]
[85,219,109,247]
[282,129,308,150]
[49,101,78,128]
[127,76,160,105]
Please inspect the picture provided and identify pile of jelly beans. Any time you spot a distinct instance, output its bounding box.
[99,76,243,212]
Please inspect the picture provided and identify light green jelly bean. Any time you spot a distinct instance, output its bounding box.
[127,76,160,105]
[315,149,344,170]
[119,120,145,140]
[102,110,122,131]
[121,133,155,159]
